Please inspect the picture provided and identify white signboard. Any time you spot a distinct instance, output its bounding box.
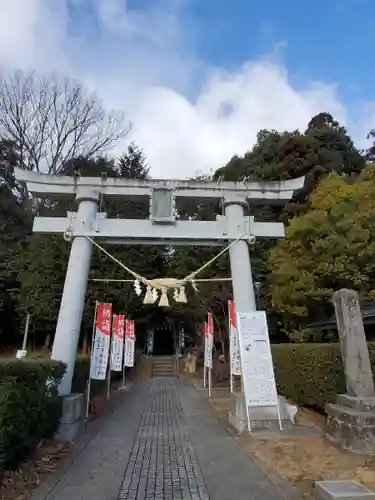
[110,314,125,372]
[236,311,278,407]
[228,301,241,376]
[124,320,135,367]
[91,303,112,380]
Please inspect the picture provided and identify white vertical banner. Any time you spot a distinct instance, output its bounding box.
[110,314,125,372]
[204,319,213,369]
[228,301,241,379]
[236,311,280,432]
[205,312,214,397]
[90,303,112,380]
[203,322,208,388]
[124,320,136,367]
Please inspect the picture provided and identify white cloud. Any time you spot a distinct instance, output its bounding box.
[0,0,372,178]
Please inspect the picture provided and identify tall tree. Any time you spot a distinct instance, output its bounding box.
[269,164,375,341]
[364,129,375,162]
[214,112,365,216]
[118,143,149,179]
[0,71,129,176]
[211,112,366,329]
[14,146,168,349]
[0,139,32,344]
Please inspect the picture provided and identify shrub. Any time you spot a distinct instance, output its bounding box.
[72,355,125,397]
[0,359,65,469]
[272,342,375,410]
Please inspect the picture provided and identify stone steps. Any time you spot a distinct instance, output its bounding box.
[152,356,175,377]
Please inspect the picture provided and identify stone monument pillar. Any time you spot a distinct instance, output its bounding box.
[326,288,375,454]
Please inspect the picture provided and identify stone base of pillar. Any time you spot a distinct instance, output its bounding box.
[228,392,295,433]
[55,393,85,442]
[326,394,375,455]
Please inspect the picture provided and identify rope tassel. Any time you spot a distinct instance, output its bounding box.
[143,285,154,304]
[158,288,169,307]
[178,286,187,303]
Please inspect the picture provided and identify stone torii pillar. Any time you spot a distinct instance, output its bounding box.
[52,187,100,395]
[224,196,257,313]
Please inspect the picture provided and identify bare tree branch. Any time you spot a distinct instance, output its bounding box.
[0,70,130,174]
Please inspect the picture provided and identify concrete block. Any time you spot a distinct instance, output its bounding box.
[228,392,294,433]
[60,393,85,424]
[314,480,375,500]
[56,393,85,441]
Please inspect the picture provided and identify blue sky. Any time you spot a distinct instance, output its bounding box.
[185,0,374,102]
[0,0,374,177]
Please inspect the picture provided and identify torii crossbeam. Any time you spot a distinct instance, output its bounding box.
[14,167,304,395]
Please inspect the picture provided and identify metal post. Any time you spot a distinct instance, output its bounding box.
[208,368,212,398]
[51,189,100,396]
[122,364,126,387]
[106,368,111,400]
[21,313,30,351]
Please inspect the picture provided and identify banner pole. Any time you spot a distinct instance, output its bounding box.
[208,367,212,398]
[106,368,111,400]
[86,301,98,421]
[106,314,115,400]
[122,323,126,388]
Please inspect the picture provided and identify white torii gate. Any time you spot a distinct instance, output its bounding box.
[14,167,304,396]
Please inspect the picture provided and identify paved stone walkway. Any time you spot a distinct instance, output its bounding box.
[32,378,295,500]
[119,379,208,500]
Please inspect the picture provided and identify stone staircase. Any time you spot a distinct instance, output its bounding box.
[152,356,176,377]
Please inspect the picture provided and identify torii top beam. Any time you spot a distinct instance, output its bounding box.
[14,167,305,205]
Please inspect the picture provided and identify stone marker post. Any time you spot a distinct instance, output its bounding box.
[326,289,375,455]
[334,289,374,397]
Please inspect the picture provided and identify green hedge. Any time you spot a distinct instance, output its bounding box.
[0,360,65,469]
[272,342,375,410]
[72,355,129,396]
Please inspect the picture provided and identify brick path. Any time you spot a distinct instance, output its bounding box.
[32,378,295,500]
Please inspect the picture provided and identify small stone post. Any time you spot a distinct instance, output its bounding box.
[326,288,375,455]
